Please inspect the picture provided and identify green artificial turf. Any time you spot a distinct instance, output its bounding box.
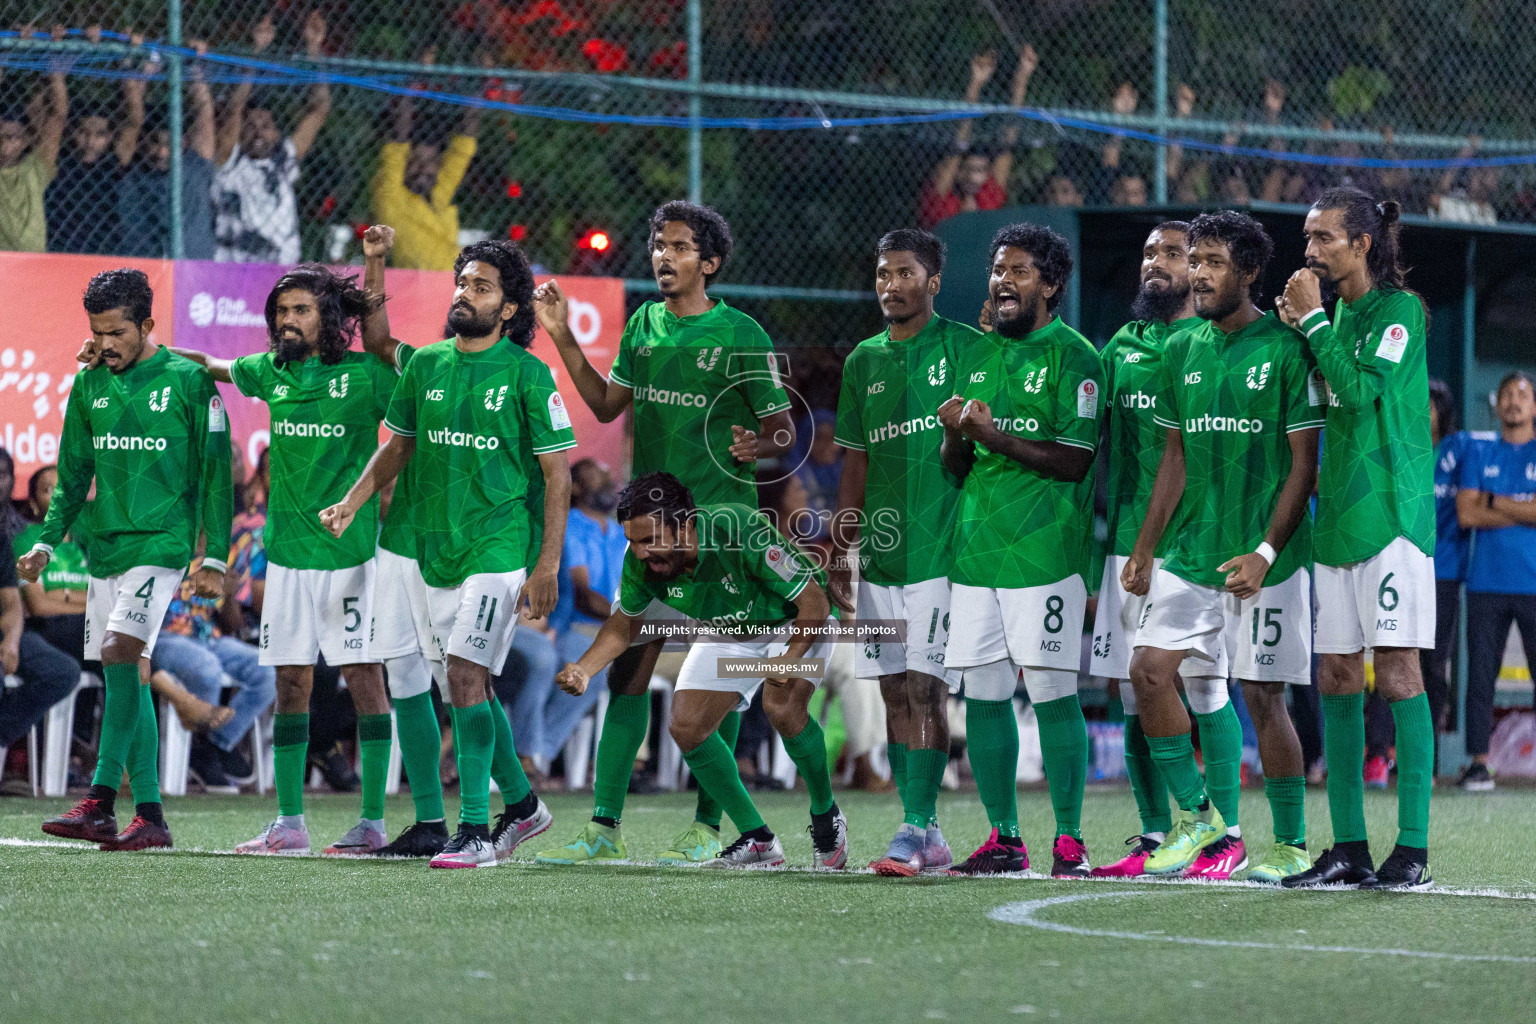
[3,786,1534,1023]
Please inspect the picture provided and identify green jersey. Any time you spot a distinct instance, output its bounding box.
[37,347,232,579]
[834,314,979,586]
[1152,312,1326,588]
[946,317,1104,589]
[1299,288,1435,566]
[230,350,396,571]
[13,523,88,592]
[384,338,577,589]
[377,342,418,560]
[1102,316,1202,558]
[609,300,790,507]
[616,502,822,637]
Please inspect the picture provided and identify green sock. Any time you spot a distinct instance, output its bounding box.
[1145,731,1208,812]
[357,713,393,822]
[904,747,947,828]
[1035,695,1089,840]
[782,719,835,815]
[450,702,495,826]
[488,699,531,805]
[887,741,909,814]
[681,731,764,833]
[1265,775,1307,847]
[91,662,142,791]
[1124,714,1172,835]
[1194,702,1243,831]
[1321,692,1368,843]
[272,712,310,818]
[125,679,161,806]
[694,710,740,829]
[393,692,444,822]
[1390,693,1433,849]
[592,693,649,822]
[965,697,1020,838]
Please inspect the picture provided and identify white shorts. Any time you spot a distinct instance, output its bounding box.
[426,570,527,674]
[1314,535,1436,653]
[1091,555,1159,680]
[370,546,433,660]
[855,577,962,689]
[675,617,837,712]
[946,577,1087,672]
[84,566,184,661]
[260,560,378,667]
[1135,567,1313,685]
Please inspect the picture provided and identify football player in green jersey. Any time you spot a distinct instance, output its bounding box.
[829,228,978,876]
[552,472,845,868]
[172,265,401,857]
[26,269,232,852]
[324,240,567,868]
[1089,221,1199,877]
[939,224,1104,877]
[533,201,806,867]
[1123,212,1323,882]
[1277,188,1436,890]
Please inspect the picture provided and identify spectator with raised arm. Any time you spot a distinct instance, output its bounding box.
[370,47,483,271]
[213,13,332,263]
[46,27,143,255]
[0,28,68,253]
[120,39,218,260]
[918,46,1036,229]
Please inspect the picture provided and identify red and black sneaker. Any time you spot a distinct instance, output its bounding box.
[41,798,118,842]
[100,815,173,852]
[948,828,1028,875]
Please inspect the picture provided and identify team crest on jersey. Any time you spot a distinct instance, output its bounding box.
[548,391,572,430]
[696,346,722,371]
[721,573,739,595]
[484,385,508,411]
[147,386,171,412]
[764,543,799,581]
[1021,368,1048,393]
[328,373,349,399]
[1245,361,1271,390]
[928,357,947,387]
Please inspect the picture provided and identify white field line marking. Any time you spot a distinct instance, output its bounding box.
[988,890,1536,963]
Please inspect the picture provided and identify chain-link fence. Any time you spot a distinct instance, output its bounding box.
[3,0,1535,317]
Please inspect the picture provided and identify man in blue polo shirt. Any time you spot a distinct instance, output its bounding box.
[511,458,629,777]
[1455,371,1536,791]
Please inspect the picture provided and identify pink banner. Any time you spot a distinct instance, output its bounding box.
[1,252,626,497]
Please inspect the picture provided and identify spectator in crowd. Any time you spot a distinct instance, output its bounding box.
[498,608,559,786]
[226,445,268,641]
[370,49,483,271]
[0,42,67,253]
[1110,171,1148,206]
[11,464,87,662]
[1042,172,1084,207]
[0,448,79,763]
[1431,138,1500,225]
[46,28,145,255]
[792,410,841,546]
[1455,371,1536,791]
[918,46,1036,230]
[119,40,218,260]
[213,14,332,264]
[1424,380,1480,739]
[149,549,277,793]
[510,459,628,782]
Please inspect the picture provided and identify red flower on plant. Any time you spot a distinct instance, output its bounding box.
[582,38,629,73]
[509,223,527,241]
[354,223,371,239]
[506,180,523,198]
[318,194,337,218]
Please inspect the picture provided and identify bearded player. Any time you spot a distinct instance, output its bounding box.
[172,265,399,856]
[1278,188,1436,890]
[1089,222,1201,876]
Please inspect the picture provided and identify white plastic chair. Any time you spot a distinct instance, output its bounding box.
[42,671,101,796]
[1,674,41,796]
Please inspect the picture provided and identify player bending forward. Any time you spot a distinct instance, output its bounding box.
[554,472,847,869]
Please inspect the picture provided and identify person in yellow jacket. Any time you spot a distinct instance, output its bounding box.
[370,91,481,271]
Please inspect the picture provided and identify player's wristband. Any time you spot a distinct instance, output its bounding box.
[27,542,53,558]
[1254,542,1277,566]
